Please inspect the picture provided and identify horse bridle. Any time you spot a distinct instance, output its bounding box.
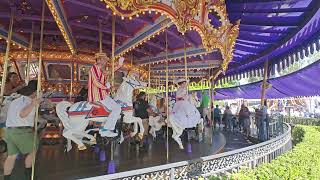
[125,78,143,89]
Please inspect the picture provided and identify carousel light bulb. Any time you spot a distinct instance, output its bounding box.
[129,16,132,20]
[106,5,109,8]
[121,16,124,20]
[148,10,151,14]
[113,12,116,15]
[136,14,139,17]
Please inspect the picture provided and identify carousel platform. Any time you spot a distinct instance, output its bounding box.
[0,127,253,180]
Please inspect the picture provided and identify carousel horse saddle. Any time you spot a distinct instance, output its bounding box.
[115,100,133,112]
[68,101,112,119]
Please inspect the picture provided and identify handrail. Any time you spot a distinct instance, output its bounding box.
[82,122,292,180]
[283,116,320,126]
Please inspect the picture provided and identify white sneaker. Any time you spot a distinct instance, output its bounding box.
[100,130,118,137]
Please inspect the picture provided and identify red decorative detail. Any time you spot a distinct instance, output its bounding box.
[68,111,90,116]
[121,107,133,112]
[87,105,111,118]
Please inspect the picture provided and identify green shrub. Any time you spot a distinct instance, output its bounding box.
[292,126,305,145]
[228,125,320,180]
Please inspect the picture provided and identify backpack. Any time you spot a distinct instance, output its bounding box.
[0,93,21,124]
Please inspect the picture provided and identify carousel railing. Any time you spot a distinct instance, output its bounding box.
[283,116,320,126]
[82,121,291,180]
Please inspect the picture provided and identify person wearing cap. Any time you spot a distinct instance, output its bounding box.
[170,78,201,129]
[3,80,39,180]
[87,53,124,137]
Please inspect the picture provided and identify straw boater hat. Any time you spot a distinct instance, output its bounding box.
[95,52,108,59]
[174,78,188,85]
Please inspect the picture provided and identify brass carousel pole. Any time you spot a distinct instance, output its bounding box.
[209,69,213,127]
[111,16,115,88]
[26,22,34,84]
[108,14,116,174]
[147,62,151,102]
[99,19,103,53]
[261,60,268,106]
[165,31,169,162]
[69,62,73,101]
[0,8,14,102]
[183,36,188,90]
[32,2,45,180]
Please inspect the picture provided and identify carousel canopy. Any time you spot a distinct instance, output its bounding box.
[224,0,320,76]
[0,0,319,83]
[215,59,320,100]
[0,0,239,82]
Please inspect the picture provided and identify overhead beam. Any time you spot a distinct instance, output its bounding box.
[240,17,299,27]
[115,16,172,56]
[229,7,311,14]
[70,22,132,37]
[0,12,55,22]
[165,29,197,47]
[75,35,113,45]
[151,60,221,72]
[0,27,29,48]
[239,28,288,34]
[16,28,60,35]
[137,47,216,65]
[46,0,77,54]
[63,0,153,25]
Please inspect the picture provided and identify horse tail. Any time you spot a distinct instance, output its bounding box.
[56,101,72,129]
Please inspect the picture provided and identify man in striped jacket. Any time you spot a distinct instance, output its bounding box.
[88,53,124,137]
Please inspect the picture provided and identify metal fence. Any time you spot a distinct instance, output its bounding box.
[283,116,320,126]
[82,121,291,180]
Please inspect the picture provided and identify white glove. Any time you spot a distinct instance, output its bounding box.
[119,57,125,66]
[106,82,111,89]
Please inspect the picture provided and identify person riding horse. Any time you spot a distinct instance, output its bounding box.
[88,53,124,137]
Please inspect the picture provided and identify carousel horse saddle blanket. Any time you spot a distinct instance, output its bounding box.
[68,101,112,119]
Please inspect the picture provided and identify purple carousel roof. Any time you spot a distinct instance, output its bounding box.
[0,0,319,80]
[215,60,320,100]
[225,0,320,74]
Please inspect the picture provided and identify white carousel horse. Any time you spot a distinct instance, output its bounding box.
[56,75,147,151]
[166,99,204,150]
[148,95,204,148]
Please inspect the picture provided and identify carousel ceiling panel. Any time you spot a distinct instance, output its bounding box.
[2,0,238,76]
[225,0,319,74]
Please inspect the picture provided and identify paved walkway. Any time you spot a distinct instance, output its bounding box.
[0,126,254,180]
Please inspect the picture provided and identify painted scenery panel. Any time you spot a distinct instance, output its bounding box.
[47,64,71,80]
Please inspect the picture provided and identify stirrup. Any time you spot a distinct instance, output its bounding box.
[78,145,87,151]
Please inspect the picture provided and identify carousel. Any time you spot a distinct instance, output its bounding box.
[0,0,242,179]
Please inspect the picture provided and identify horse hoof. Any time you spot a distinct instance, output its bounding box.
[179,145,184,150]
[137,134,144,140]
[90,139,97,145]
[130,133,136,137]
[78,145,87,151]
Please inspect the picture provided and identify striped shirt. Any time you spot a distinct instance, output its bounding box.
[88,64,110,102]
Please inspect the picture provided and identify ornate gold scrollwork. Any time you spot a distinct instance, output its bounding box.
[220,21,240,71]
[100,0,239,73]
[173,0,200,33]
[102,0,154,17]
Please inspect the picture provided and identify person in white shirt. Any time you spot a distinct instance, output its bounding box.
[3,80,40,180]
